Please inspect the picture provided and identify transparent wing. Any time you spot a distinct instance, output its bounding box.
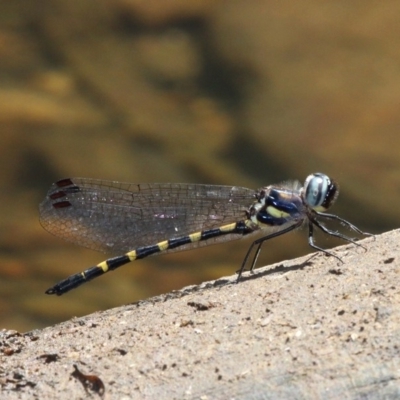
[39,178,257,255]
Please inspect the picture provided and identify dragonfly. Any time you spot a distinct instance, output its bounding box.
[39,172,372,295]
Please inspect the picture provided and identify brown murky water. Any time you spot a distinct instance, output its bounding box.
[1,1,399,331]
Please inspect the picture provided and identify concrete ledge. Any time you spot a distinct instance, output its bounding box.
[1,230,400,399]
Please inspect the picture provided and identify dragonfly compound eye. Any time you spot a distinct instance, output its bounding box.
[303,173,338,211]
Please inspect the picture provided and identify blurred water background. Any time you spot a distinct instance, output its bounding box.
[1,1,400,331]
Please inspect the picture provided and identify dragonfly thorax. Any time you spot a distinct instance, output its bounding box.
[248,186,305,228]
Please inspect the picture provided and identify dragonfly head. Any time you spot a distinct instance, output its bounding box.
[302,173,339,212]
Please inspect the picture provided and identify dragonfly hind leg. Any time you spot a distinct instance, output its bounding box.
[236,221,303,282]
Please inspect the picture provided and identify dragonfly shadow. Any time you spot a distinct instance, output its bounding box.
[237,254,318,283]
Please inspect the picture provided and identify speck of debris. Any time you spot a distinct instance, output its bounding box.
[329,269,343,275]
[384,257,395,264]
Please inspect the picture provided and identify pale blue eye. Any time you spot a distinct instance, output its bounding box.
[303,173,331,209]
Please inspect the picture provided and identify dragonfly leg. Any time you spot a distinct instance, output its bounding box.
[315,211,373,238]
[307,221,343,262]
[311,216,368,251]
[236,220,303,282]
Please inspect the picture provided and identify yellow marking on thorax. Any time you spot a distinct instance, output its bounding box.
[189,231,202,242]
[266,206,290,219]
[157,240,169,251]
